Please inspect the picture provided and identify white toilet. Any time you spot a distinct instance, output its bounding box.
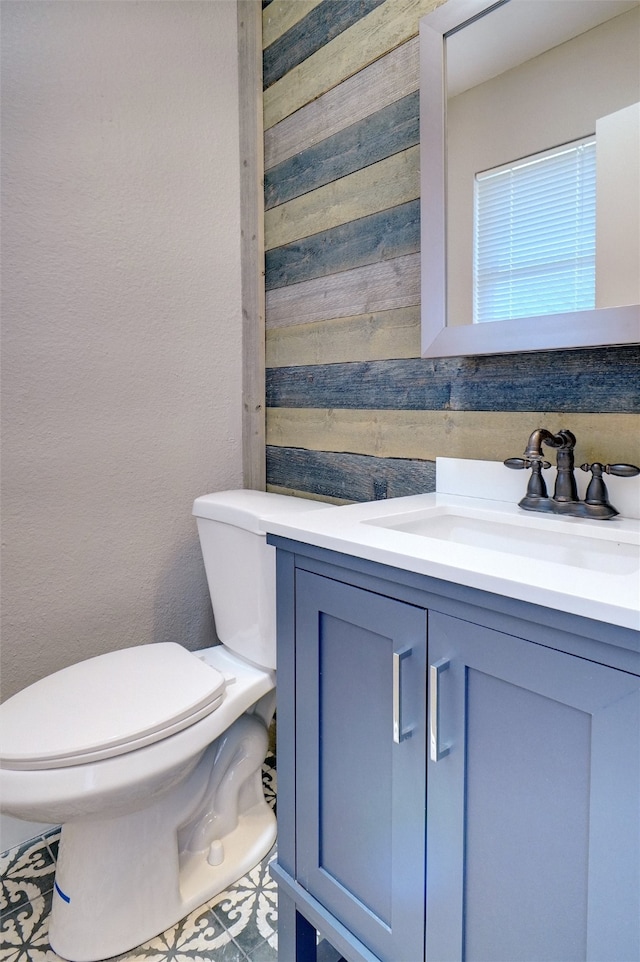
[0,489,327,962]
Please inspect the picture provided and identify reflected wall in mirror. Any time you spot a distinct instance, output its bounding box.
[420,0,640,357]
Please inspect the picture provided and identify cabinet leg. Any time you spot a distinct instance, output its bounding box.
[277,888,318,961]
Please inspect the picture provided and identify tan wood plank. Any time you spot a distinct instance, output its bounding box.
[266,306,421,367]
[266,410,640,467]
[265,483,347,504]
[265,144,419,250]
[264,0,443,130]
[264,37,419,170]
[262,0,324,50]
[266,252,420,328]
[238,1,266,490]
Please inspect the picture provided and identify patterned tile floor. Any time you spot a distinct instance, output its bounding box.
[0,754,280,962]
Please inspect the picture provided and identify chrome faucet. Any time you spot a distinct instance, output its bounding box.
[504,429,639,520]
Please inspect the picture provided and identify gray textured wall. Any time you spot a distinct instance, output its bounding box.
[1,1,244,702]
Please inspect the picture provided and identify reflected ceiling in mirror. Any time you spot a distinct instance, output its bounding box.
[420,0,640,357]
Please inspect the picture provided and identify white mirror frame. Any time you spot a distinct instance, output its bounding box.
[420,0,640,358]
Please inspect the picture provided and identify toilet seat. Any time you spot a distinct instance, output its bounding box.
[0,643,226,771]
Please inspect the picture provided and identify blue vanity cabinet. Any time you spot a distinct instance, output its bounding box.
[270,537,640,962]
[426,610,640,962]
[294,569,428,962]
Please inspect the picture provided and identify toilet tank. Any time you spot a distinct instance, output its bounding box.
[192,490,329,671]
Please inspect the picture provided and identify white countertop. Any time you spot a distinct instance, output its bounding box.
[265,459,640,632]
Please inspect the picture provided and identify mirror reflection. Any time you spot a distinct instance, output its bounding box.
[419,0,640,357]
[446,0,639,329]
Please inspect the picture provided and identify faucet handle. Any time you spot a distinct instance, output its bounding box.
[579,463,640,509]
[504,457,551,500]
[580,462,640,478]
[603,463,640,478]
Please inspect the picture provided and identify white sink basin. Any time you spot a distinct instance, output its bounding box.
[364,506,640,576]
[263,459,640,630]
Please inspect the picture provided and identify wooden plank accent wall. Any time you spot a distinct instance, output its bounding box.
[266,306,421,367]
[262,2,323,53]
[262,0,640,502]
[265,145,420,251]
[264,91,419,210]
[266,200,420,290]
[266,411,640,467]
[263,0,441,130]
[262,0,386,90]
[264,36,419,170]
[266,349,639,413]
[266,446,436,503]
[267,253,421,328]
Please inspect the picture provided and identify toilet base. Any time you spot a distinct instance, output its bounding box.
[50,805,276,962]
[179,802,276,912]
[48,714,276,962]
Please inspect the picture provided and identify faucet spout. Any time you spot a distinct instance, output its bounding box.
[524,428,554,459]
[523,428,574,459]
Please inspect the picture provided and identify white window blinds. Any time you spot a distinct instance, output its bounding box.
[473,137,596,324]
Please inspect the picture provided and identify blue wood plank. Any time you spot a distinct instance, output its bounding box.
[266,446,436,501]
[266,200,420,290]
[266,346,640,413]
[267,359,449,409]
[263,0,386,90]
[265,91,419,208]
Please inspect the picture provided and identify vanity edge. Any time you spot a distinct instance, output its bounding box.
[268,534,640,676]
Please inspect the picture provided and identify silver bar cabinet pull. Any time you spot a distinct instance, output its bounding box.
[393,646,413,744]
[429,658,451,762]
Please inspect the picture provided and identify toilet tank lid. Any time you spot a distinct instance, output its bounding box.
[192,490,330,534]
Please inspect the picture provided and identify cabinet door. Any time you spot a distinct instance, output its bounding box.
[427,611,640,962]
[295,570,428,962]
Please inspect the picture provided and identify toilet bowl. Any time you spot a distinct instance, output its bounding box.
[0,489,328,962]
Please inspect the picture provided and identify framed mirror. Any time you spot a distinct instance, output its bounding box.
[420,0,640,357]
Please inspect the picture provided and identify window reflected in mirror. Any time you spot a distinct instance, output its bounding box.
[446,0,639,329]
[473,136,596,324]
[419,0,640,357]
